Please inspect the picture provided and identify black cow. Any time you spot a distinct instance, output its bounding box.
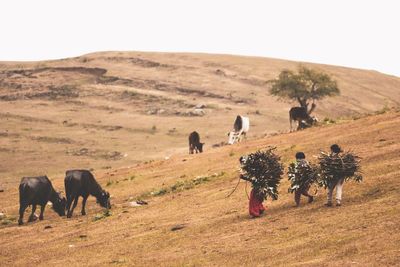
[64,170,111,218]
[188,131,204,154]
[18,176,66,225]
[289,107,317,132]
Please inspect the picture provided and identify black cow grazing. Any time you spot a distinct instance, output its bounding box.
[188,131,204,154]
[289,106,317,132]
[18,176,66,225]
[64,170,111,218]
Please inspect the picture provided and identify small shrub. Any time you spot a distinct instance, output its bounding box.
[151,188,168,196]
[0,215,16,225]
[323,117,336,124]
[93,210,112,221]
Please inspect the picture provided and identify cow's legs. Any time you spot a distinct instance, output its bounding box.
[297,120,303,131]
[240,132,247,141]
[68,196,79,218]
[28,204,37,222]
[18,203,28,225]
[67,195,79,218]
[189,145,194,154]
[81,195,89,215]
[237,130,243,143]
[39,205,46,220]
[66,194,74,217]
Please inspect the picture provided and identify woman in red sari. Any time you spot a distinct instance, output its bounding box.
[249,189,266,217]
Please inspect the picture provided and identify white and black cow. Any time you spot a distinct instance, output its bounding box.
[227,115,250,144]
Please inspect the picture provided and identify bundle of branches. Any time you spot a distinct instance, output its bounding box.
[287,161,320,193]
[239,147,283,200]
[318,151,362,188]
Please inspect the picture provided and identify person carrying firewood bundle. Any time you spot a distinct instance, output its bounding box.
[239,147,283,218]
[247,185,266,217]
[287,152,315,206]
[318,144,362,207]
[239,167,266,217]
[325,144,345,206]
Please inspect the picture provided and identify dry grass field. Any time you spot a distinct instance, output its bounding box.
[0,52,399,266]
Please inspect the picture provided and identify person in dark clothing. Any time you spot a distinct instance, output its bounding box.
[293,152,314,206]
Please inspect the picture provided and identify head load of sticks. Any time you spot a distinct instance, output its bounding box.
[239,147,284,200]
[318,150,363,188]
[287,161,320,193]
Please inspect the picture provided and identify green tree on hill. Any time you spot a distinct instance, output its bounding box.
[268,66,340,113]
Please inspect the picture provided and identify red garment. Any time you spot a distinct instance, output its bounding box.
[249,189,266,217]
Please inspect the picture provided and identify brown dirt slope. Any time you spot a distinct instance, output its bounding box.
[0,110,399,266]
[0,52,400,184]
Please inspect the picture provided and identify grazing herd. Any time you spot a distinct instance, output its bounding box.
[190,106,316,153]
[17,107,315,225]
[18,170,110,225]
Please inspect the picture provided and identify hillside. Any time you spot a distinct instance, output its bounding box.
[0,110,399,266]
[0,52,400,184]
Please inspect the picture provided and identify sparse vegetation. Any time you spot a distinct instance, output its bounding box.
[322,117,336,124]
[0,214,17,225]
[93,209,112,221]
[139,172,225,199]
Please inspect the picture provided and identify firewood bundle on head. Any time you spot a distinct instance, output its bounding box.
[287,161,320,193]
[239,147,283,200]
[318,151,362,188]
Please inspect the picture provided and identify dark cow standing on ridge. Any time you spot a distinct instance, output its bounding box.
[289,104,317,132]
[64,170,111,218]
[18,176,66,225]
[188,131,204,154]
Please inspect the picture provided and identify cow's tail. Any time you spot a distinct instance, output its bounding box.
[64,175,71,199]
[289,111,293,132]
[19,183,29,206]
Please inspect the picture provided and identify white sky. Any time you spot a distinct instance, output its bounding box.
[0,0,399,77]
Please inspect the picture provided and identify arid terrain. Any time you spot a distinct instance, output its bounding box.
[0,52,399,266]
